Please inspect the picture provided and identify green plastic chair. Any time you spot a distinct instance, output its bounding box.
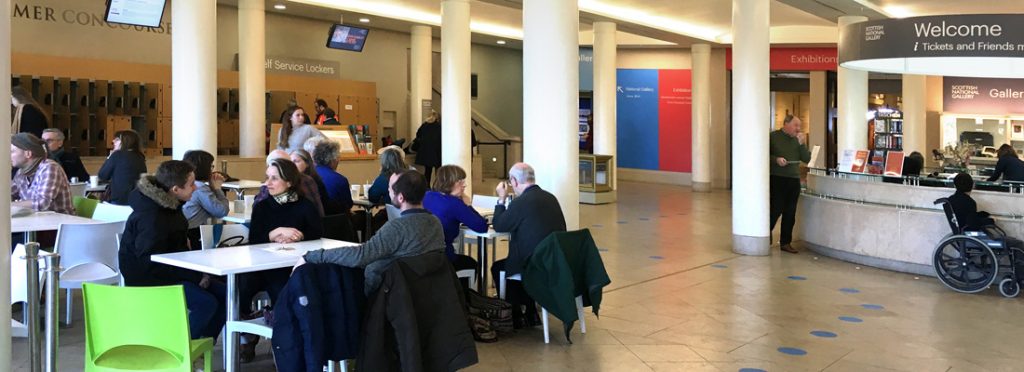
[73,196,99,218]
[82,283,213,372]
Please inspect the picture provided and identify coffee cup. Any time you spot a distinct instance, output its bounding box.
[244,195,255,210]
[351,185,361,199]
[362,184,372,197]
[89,175,99,188]
[234,199,246,214]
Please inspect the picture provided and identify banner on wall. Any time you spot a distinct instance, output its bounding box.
[726,48,838,71]
[579,48,594,91]
[616,69,692,172]
[943,76,1024,115]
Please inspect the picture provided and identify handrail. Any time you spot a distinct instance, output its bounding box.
[431,86,520,143]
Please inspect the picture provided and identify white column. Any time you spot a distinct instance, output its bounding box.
[902,74,927,155]
[410,25,433,140]
[523,0,579,229]
[0,0,12,363]
[441,0,472,194]
[838,16,869,152]
[172,0,218,159]
[691,44,712,192]
[731,0,770,256]
[593,21,617,190]
[238,0,266,157]
[809,71,827,165]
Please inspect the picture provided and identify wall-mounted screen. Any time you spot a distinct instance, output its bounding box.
[105,0,167,28]
[326,24,369,52]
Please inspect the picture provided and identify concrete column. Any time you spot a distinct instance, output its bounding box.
[238,0,266,157]
[523,0,579,229]
[837,16,869,152]
[691,44,712,192]
[902,74,927,156]
[0,0,12,363]
[410,25,433,140]
[809,71,827,166]
[172,0,218,159]
[441,0,473,195]
[593,21,617,190]
[731,0,770,256]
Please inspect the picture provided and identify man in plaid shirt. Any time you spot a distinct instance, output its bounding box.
[11,133,75,215]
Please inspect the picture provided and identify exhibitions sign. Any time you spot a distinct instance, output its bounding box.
[839,14,1024,78]
[944,77,1024,115]
[616,69,692,172]
[726,48,838,71]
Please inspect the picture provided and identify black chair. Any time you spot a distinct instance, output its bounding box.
[322,214,358,242]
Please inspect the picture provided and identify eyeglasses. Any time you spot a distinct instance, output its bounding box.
[42,139,60,143]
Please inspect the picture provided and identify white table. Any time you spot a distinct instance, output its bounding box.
[221,180,263,199]
[152,238,359,372]
[12,210,99,243]
[85,184,107,193]
[222,201,253,224]
[461,227,510,294]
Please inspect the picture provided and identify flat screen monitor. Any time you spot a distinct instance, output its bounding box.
[105,0,167,28]
[960,131,994,147]
[326,24,369,52]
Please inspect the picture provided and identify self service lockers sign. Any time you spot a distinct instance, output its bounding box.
[616,69,692,172]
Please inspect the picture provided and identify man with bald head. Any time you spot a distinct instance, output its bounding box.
[252,149,325,216]
[491,162,566,328]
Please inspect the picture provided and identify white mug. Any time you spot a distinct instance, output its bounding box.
[244,195,255,210]
[89,175,99,188]
[350,185,361,199]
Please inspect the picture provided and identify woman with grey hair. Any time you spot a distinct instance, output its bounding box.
[368,147,408,205]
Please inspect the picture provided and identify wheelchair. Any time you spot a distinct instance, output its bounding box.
[932,198,1024,298]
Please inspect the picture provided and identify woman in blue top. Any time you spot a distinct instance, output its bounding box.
[422,165,487,274]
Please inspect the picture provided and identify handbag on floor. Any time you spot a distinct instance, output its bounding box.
[466,289,513,334]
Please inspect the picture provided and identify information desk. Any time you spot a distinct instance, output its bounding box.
[797,169,1024,276]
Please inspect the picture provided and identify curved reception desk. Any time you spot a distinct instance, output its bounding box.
[796,170,1024,276]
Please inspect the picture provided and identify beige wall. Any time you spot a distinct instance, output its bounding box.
[617,48,692,69]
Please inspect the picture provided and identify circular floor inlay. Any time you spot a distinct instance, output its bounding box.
[839,316,863,323]
[598,248,609,252]
[591,224,603,228]
[617,220,628,224]
[777,347,807,356]
[787,276,807,280]
[638,217,650,221]
[839,288,860,293]
[810,330,838,338]
[861,304,884,310]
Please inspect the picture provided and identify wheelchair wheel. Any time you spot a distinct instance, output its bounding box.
[999,278,1021,298]
[933,235,999,293]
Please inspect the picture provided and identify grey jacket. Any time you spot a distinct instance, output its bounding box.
[304,208,445,294]
[182,181,230,229]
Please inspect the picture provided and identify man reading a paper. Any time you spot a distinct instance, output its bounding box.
[769,115,810,254]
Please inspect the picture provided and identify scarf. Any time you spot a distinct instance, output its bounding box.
[17,157,44,179]
[273,190,299,205]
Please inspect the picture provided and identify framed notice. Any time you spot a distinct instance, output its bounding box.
[838,149,856,173]
[850,150,870,173]
[321,130,358,154]
[884,151,905,176]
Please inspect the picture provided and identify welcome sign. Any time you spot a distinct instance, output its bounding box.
[943,77,1024,115]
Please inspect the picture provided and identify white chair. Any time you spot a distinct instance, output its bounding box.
[11,244,45,338]
[68,182,87,197]
[198,224,250,250]
[92,203,133,222]
[55,221,126,327]
[498,272,586,344]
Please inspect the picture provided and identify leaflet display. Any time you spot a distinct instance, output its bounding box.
[105,0,167,28]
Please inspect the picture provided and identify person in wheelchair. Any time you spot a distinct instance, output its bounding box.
[948,173,995,232]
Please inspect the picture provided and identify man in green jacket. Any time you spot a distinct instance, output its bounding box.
[769,115,810,254]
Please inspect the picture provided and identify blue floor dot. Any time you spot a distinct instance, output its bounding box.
[649,255,664,260]
[777,347,807,356]
[617,220,628,224]
[638,217,650,221]
[739,369,767,372]
[839,288,860,293]
[810,330,838,338]
[787,276,807,280]
[839,316,863,323]
[711,264,728,269]
[861,304,885,310]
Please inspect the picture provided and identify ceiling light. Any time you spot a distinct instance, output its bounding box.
[273,4,286,10]
[882,6,913,19]
[496,40,506,45]
[359,18,370,23]
[579,0,722,42]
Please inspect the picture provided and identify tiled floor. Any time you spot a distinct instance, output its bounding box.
[14,181,1024,371]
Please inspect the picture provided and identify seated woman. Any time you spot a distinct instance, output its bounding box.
[236,158,323,362]
[182,150,230,249]
[98,130,147,205]
[987,144,1024,182]
[422,165,487,279]
[949,173,995,232]
[291,149,341,215]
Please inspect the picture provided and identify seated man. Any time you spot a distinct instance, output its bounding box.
[296,170,445,294]
[949,172,996,232]
[42,128,89,182]
[491,162,566,327]
[119,160,226,340]
[11,133,74,214]
[313,139,353,213]
[253,149,325,216]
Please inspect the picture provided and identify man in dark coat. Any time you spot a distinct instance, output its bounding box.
[119,160,226,340]
[411,112,442,185]
[42,128,89,182]
[491,162,566,327]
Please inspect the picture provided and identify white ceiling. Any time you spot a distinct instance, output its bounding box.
[868,0,1024,17]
